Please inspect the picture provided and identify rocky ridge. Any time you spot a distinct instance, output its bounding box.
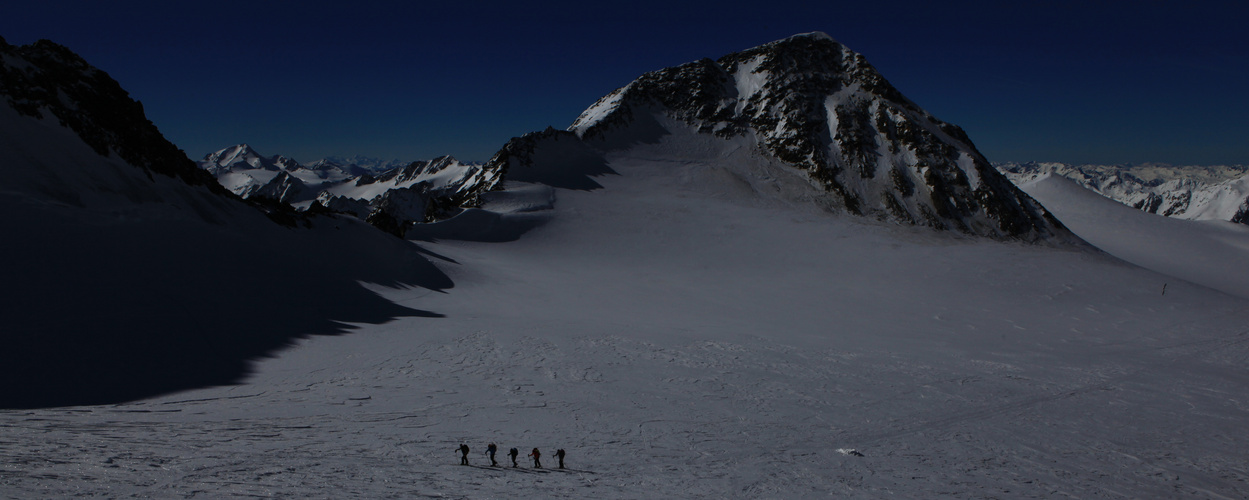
[499,32,1072,242]
[0,36,220,191]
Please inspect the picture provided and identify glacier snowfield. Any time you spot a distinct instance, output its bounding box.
[4,151,1249,498]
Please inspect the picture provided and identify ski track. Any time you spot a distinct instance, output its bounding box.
[3,326,1248,498]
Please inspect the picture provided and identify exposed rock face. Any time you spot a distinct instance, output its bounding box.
[315,190,371,219]
[486,127,615,191]
[252,171,308,204]
[526,32,1070,241]
[0,38,326,228]
[1231,202,1249,225]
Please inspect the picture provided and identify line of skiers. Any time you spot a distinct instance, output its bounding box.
[457,443,567,469]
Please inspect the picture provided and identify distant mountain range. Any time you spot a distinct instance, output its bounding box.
[198,144,500,236]
[997,162,1249,224]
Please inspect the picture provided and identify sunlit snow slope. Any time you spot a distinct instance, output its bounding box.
[1018,173,1249,300]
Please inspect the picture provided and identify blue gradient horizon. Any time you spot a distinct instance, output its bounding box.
[4,1,1246,165]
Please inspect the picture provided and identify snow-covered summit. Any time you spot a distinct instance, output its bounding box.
[202,143,277,172]
[198,144,316,202]
[554,33,1073,242]
[790,31,836,42]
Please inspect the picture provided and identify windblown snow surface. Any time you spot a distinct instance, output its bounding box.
[4,117,1249,498]
[1017,173,1249,301]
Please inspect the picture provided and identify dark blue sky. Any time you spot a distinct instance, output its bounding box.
[4,1,1246,165]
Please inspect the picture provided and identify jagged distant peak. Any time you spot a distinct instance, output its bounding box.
[273,155,301,170]
[251,169,308,203]
[426,154,462,171]
[201,144,310,172]
[374,155,462,184]
[212,143,259,158]
[205,143,263,166]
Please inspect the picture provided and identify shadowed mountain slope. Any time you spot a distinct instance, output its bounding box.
[0,37,451,408]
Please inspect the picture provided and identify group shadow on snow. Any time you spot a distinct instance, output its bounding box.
[0,209,455,409]
[458,464,596,475]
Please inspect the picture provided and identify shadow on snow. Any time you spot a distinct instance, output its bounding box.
[0,203,453,409]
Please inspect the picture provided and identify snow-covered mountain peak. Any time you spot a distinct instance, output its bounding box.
[202,143,279,171]
[560,33,1072,242]
[230,143,259,156]
[273,155,301,171]
[789,31,836,42]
